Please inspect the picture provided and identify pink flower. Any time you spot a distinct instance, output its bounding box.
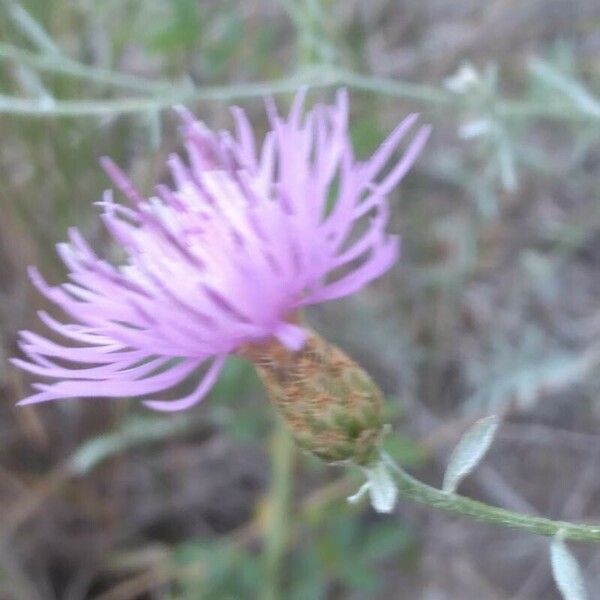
[13,90,430,412]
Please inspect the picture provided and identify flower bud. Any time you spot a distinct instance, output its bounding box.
[241,329,384,465]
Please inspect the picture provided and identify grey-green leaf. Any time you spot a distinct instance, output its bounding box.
[69,415,191,475]
[550,533,588,600]
[442,415,500,493]
[366,461,398,513]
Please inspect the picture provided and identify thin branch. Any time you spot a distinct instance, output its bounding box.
[0,70,338,117]
[0,42,175,93]
[0,64,595,123]
[264,420,295,600]
[384,455,600,544]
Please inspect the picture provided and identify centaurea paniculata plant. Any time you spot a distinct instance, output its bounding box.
[11,86,600,598]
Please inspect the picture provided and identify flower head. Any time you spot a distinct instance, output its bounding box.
[13,90,430,412]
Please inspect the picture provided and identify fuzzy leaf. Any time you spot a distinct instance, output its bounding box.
[367,461,397,513]
[442,415,500,493]
[550,534,589,600]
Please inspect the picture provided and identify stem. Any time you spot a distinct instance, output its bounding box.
[384,455,600,543]
[338,69,456,106]
[0,70,339,117]
[264,418,294,600]
[0,42,174,93]
[341,69,596,122]
[0,62,596,123]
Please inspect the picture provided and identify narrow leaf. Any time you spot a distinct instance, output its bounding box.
[69,415,191,474]
[550,534,588,600]
[366,461,397,513]
[7,1,61,55]
[442,415,500,493]
[530,59,600,118]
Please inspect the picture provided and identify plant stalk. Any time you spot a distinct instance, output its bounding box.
[264,418,295,600]
[384,455,600,543]
[0,61,597,124]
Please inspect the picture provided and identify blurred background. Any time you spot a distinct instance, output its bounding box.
[0,1,599,598]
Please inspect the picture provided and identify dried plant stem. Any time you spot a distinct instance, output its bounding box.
[384,455,600,543]
[264,419,295,600]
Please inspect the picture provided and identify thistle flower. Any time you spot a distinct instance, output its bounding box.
[13,90,429,465]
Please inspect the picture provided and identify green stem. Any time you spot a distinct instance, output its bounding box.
[384,455,600,543]
[0,70,339,117]
[264,419,294,600]
[0,62,596,123]
[338,69,456,106]
[340,69,596,122]
[0,42,174,93]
